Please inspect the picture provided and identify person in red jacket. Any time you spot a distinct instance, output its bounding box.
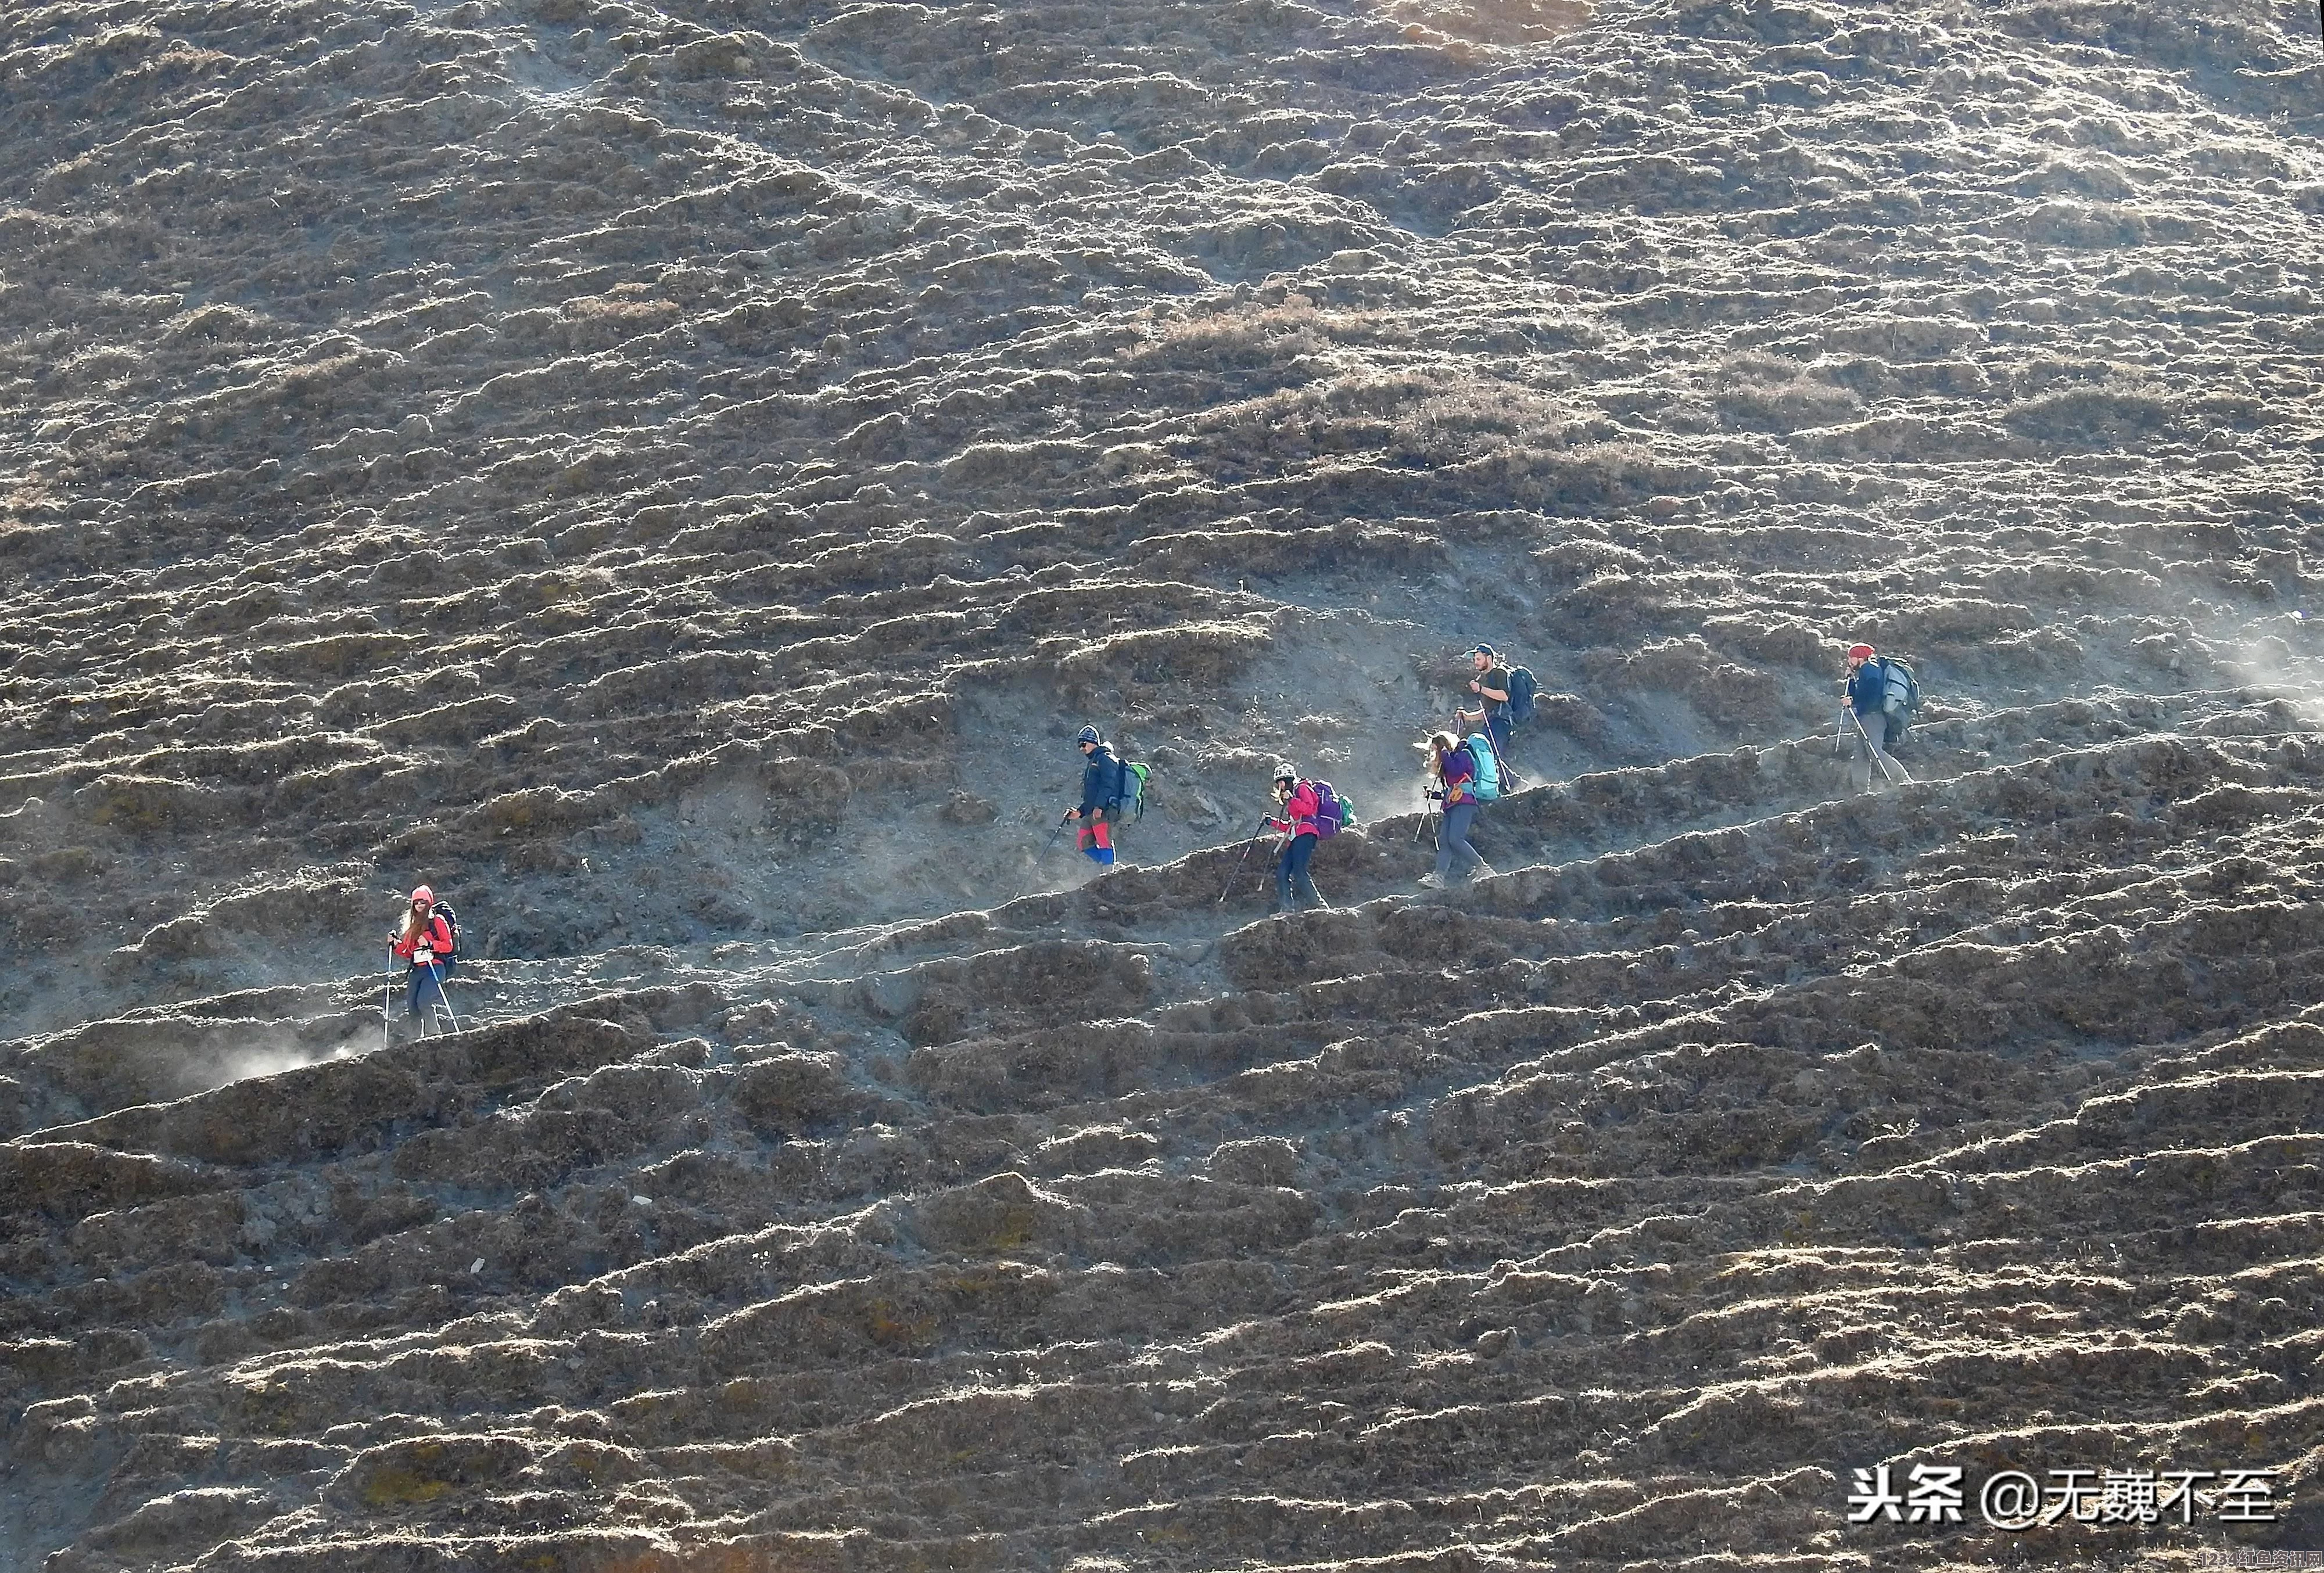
[390,885,456,1036]
[1263,763,1326,914]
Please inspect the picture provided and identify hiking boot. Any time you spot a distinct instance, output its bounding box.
[1471,861,1499,881]
[1418,873,1446,890]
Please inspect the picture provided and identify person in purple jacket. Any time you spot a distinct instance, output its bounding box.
[1419,731,1493,888]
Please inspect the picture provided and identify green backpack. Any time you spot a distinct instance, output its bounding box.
[1116,759,1152,820]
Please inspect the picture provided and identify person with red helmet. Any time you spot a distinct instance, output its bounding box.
[1841,643,1909,793]
[390,885,457,1036]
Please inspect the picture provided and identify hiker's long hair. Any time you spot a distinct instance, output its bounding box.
[1422,731,1458,780]
[397,898,433,946]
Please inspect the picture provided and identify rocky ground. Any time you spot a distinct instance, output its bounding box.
[2,0,2322,1565]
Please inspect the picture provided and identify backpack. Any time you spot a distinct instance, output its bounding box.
[1877,657,1921,732]
[1462,737,1501,802]
[1102,753,1148,818]
[424,904,459,971]
[1117,760,1152,820]
[1505,666,1537,727]
[1311,780,1345,838]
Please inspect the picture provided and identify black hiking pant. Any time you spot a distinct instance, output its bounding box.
[1276,832,1321,911]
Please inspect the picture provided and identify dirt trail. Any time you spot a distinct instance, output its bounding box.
[3,0,2322,1565]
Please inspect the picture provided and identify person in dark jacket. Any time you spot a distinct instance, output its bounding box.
[390,885,456,1035]
[1419,731,1493,888]
[1842,643,1911,793]
[1062,724,1123,867]
[1456,644,1514,760]
[1263,763,1325,913]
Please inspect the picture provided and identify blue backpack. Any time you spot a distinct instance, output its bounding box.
[1463,738,1501,802]
[1506,666,1537,727]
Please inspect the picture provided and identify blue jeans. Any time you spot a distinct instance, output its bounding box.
[1435,801,1483,883]
[407,959,449,1018]
[1275,832,1321,911]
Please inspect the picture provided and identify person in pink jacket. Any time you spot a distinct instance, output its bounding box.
[390,885,456,1035]
[1263,764,1325,914]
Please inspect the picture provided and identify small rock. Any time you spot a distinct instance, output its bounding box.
[939,792,999,825]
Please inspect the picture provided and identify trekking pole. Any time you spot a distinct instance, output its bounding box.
[382,948,394,1048]
[429,957,462,1035]
[1411,791,1441,849]
[1848,709,1909,786]
[1215,820,1271,904]
[1016,813,1074,900]
[1487,727,1522,792]
[1832,706,1848,756]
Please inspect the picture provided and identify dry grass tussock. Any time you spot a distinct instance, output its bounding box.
[1052,619,1276,685]
[1707,351,1863,433]
[1369,0,1594,44]
[1134,296,1412,368]
[2004,374,2182,445]
[1193,370,1573,472]
[562,285,678,322]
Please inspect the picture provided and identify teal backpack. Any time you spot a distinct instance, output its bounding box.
[1464,736,1501,802]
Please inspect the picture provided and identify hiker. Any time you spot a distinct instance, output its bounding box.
[1455,644,1513,760]
[1263,763,1326,914]
[1419,731,1494,888]
[390,885,457,1034]
[1842,644,1911,793]
[1062,725,1123,868]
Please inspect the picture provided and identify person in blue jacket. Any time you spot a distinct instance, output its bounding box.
[1061,725,1124,867]
[1842,643,1911,793]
